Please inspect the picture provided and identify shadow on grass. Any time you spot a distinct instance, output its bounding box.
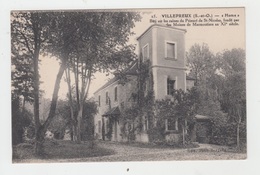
[13,140,115,160]
[100,140,199,149]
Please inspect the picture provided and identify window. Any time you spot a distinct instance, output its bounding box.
[98,95,101,107]
[144,116,149,131]
[106,120,109,132]
[167,78,175,95]
[166,118,178,131]
[142,44,149,61]
[114,87,118,101]
[165,41,176,59]
[106,92,109,105]
[98,120,101,133]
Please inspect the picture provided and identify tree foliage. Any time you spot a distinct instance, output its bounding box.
[12,97,34,145]
[187,44,246,147]
[47,99,98,140]
[186,43,218,85]
[59,12,141,142]
[11,12,53,154]
[155,87,200,145]
[11,11,141,154]
[220,49,246,147]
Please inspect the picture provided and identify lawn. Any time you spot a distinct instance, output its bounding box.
[101,140,200,150]
[12,140,246,163]
[13,140,115,161]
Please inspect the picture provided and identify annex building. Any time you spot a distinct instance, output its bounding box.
[93,24,209,143]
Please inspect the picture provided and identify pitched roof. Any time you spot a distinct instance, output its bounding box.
[186,75,196,80]
[94,76,118,95]
[102,106,120,117]
[94,61,138,94]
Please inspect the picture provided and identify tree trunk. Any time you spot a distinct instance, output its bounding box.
[237,122,240,148]
[76,106,83,143]
[182,126,185,145]
[39,59,67,146]
[236,112,242,148]
[31,13,45,156]
[74,58,80,106]
[69,117,78,142]
[182,119,186,146]
[70,121,78,142]
[70,126,73,141]
[65,68,77,141]
[35,125,45,157]
[33,48,41,155]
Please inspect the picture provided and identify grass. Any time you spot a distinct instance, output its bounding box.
[13,139,246,163]
[13,140,115,161]
[12,140,246,162]
[102,140,199,149]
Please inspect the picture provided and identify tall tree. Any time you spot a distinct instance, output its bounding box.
[63,12,140,143]
[11,12,51,155]
[11,11,141,154]
[40,12,83,145]
[11,48,34,105]
[220,49,246,148]
[186,43,225,116]
[187,44,246,147]
[186,43,217,86]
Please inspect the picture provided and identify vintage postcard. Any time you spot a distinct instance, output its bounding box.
[10,7,246,164]
[3,3,258,174]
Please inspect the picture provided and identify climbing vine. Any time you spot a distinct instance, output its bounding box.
[119,59,155,142]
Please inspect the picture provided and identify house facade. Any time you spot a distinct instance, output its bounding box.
[94,24,196,143]
[93,65,139,141]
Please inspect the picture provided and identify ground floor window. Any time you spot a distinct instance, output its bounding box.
[106,120,109,133]
[143,116,149,131]
[166,118,178,131]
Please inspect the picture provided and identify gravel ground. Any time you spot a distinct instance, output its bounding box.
[14,141,246,163]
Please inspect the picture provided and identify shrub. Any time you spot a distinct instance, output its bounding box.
[147,126,165,143]
[12,98,34,145]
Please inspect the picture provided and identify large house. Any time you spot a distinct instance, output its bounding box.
[93,24,207,143]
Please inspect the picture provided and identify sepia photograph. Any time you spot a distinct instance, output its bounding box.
[10,7,247,163]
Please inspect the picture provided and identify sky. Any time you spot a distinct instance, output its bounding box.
[39,8,245,99]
